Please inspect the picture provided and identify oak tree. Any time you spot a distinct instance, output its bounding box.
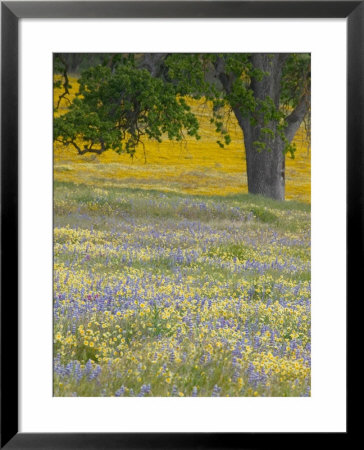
[54,53,310,200]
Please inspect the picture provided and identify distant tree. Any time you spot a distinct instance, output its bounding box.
[54,53,310,200]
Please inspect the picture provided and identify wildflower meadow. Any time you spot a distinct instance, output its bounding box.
[54,57,311,397]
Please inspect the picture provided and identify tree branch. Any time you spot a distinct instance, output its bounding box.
[139,53,169,78]
[284,92,310,143]
[277,53,289,71]
[55,55,71,110]
[213,56,236,94]
[57,138,107,156]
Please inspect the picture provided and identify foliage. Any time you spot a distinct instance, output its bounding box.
[54,53,310,159]
[166,53,310,157]
[54,61,200,156]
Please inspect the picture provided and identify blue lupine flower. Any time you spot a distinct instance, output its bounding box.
[115,386,125,397]
[212,385,221,397]
[172,385,178,396]
[138,384,151,397]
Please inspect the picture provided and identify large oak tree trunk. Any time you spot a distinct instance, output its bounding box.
[241,54,287,200]
[216,54,290,201]
[243,124,285,201]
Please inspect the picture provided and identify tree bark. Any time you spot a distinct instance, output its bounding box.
[242,122,285,201]
[139,53,169,79]
[234,54,287,200]
[232,105,285,200]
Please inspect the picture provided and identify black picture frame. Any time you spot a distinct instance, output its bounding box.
[1,1,357,448]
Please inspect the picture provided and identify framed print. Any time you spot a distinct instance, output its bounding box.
[1,1,357,448]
